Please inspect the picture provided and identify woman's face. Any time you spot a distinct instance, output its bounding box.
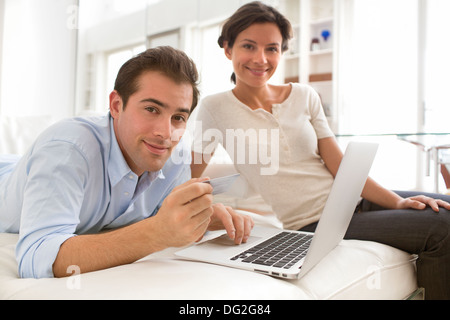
[224,22,283,88]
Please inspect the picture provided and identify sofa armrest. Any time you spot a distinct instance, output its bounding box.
[0,115,54,155]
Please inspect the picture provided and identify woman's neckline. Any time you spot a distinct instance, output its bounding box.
[229,83,293,114]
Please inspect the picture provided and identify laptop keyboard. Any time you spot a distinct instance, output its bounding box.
[230,231,313,269]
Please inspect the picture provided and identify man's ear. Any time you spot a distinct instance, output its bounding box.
[223,41,232,60]
[109,90,123,119]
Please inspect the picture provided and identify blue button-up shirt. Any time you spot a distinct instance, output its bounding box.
[0,114,191,278]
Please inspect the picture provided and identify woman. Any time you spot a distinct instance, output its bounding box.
[191,1,450,299]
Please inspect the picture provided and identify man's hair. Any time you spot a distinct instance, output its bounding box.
[114,46,200,112]
[218,1,293,84]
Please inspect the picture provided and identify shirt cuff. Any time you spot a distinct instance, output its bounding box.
[16,233,76,279]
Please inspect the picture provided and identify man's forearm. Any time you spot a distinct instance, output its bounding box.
[53,179,216,278]
[52,218,166,278]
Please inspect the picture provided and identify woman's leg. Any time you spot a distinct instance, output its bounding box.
[301,191,450,300]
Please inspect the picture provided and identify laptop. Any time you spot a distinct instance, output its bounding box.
[176,142,378,279]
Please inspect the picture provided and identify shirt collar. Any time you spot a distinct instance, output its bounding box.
[107,114,164,187]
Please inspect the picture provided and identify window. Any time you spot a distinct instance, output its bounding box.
[338,0,450,191]
[84,44,145,115]
[424,0,450,133]
[197,23,234,98]
[106,44,146,95]
[339,0,419,135]
[337,0,420,190]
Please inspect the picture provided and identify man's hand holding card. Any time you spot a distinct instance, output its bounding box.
[203,173,240,195]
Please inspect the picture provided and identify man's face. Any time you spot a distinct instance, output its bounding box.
[110,71,193,176]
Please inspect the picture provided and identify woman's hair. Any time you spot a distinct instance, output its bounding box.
[218,1,293,84]
[114,46,200,112]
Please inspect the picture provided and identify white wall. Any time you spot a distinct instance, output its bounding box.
[145,0,244,36]
[0,0,78,120]
[74,0,253,114]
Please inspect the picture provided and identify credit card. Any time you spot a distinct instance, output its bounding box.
[203,173,240,195]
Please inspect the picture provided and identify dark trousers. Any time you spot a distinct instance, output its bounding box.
[300,191,450,300]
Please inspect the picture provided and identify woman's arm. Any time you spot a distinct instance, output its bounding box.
[318,137,450,212]
[317,137,343,178]
[191,152,210,178]
[318,137,403,208]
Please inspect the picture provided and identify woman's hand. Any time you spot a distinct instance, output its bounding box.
[396,195,450,212]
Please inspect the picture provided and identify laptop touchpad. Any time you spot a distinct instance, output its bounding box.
[205,234,262,247]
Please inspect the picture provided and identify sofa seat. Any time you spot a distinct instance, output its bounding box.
[0,117,419,300]
[0,212,418,300]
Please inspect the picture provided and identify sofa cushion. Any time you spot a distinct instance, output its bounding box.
[0,212,418,300]
[0,115,54,155]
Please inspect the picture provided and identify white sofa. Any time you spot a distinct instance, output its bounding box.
[0,218,419,300]
[0,115,421,300]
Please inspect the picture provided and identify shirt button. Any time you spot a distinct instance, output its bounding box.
[124,192,130,196]
[128,175,134,180]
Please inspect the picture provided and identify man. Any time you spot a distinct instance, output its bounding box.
[0,46,253,279]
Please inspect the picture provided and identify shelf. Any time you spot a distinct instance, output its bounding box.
[281,0,335,113]
[310,17,333,26]
[284,53,300,60]
[309,73,332,82]
[309,48,333,56]
[285,76,299,84]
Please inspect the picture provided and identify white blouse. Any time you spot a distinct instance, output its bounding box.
[193,83,335,230]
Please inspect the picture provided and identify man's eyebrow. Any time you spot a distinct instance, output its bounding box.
[140,98,165,107]
[140,98,190,114]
